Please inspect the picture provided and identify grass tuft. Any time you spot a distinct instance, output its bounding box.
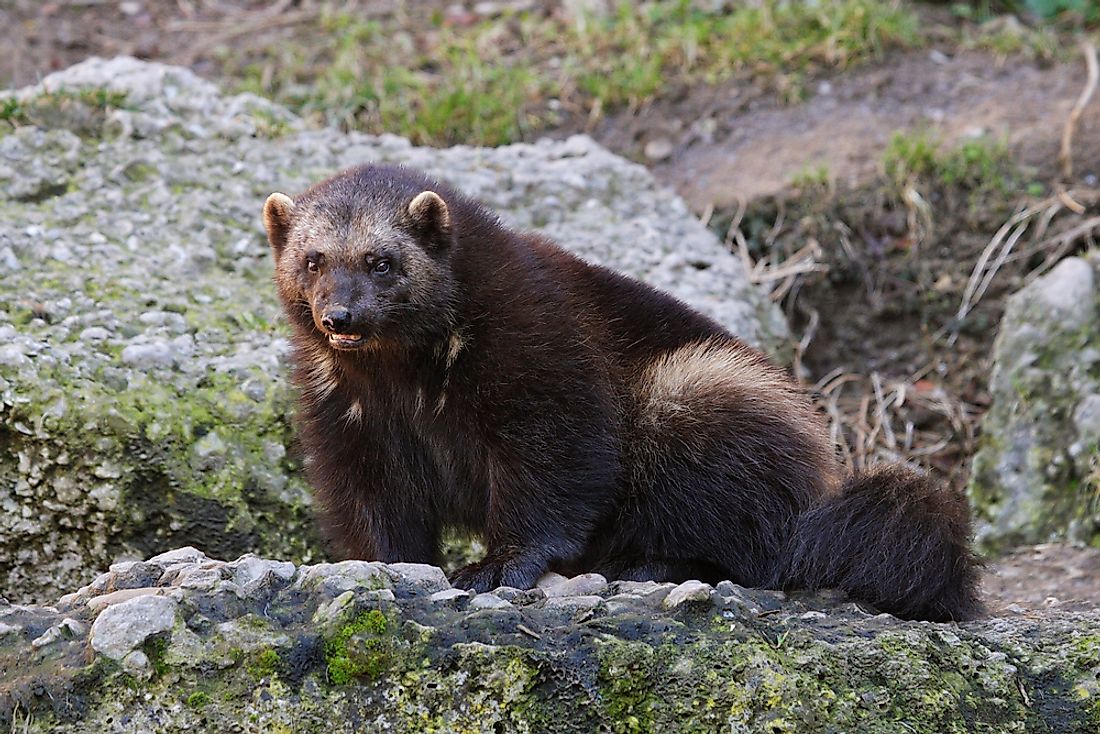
[883,130,1017,196]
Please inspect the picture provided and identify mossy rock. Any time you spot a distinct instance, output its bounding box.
[2,552,1099,733]
[969,255,1100,551]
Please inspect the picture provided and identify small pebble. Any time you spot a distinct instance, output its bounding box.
[662,580,713,610]
[542,573,607,598]
[469,593,514,611]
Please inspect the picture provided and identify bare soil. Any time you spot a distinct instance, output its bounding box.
[985,545,1100,613]
[2,0,1098,614]
[638,49,1095,208]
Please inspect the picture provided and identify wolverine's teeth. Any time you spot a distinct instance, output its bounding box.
[330,334,363,341]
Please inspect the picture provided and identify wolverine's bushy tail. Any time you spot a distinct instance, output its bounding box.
[772,465,982,622]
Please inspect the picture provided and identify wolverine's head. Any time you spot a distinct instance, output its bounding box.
[262,165,457,352]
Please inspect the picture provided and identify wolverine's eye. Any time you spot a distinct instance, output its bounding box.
[372,259,391,275]
[305,252,322,273]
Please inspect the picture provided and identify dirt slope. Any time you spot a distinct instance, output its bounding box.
[621,49,1096,209]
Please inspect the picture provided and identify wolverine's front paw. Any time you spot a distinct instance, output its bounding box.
[449,562,499,593]
[450,556,544,592]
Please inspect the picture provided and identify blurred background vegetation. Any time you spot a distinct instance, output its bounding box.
[1,1,1094,146]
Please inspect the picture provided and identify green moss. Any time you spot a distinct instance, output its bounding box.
[0,88,129,137]
[143,636,170,678]
[968,308,1100,550]
[121,161,157,183]
[92,351,302,506]
[365,643,568,732]
[324,609,392,685]
[247,649,283,680]
[1070,635,1100,668]
[248,107,295,138]
[598,639,657,733]
[186,690,211,709]
[12,605,1100,732]
[0,256,321,601]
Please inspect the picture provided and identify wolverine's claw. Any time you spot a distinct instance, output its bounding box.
[449,562,498,593]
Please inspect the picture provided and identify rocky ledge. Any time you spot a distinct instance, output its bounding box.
[2,548,1099,732]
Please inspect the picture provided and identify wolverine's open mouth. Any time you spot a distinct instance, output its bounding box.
[327,333,366,350]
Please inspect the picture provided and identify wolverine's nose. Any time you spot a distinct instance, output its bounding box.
[321,307,352,333]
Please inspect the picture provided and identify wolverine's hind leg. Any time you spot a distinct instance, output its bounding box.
[623,339,841,586]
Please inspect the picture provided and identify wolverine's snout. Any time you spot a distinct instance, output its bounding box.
[314,300,376,350]
[309,267,382,349]
[320,307,352,333]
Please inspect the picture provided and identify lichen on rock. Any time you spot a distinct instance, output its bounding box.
[0,56,786,604]
[2,549,1099,732]
[969,254,1100,550]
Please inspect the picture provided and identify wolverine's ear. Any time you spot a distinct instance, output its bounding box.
[407,191,451,236]
[263,193,295,260]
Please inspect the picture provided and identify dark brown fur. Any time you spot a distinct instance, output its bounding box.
[263,164,982,622]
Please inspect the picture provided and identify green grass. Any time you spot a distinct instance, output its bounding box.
[883,130,941,189]
[970,0,1100,21]
[958,14,1061,59]
[938,136,1015,192]
[790,163,833,191]
[883,130,1016,195]
[229,0,922,146]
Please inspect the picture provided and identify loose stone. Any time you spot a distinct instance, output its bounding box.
[429,588,471,604]
[541,573,608,598]
[90,594,178,661]
[543,595,603,611]
[662,580,713,610]
[469,593,514,611]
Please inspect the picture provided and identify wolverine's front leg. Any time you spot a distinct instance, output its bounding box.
[450,419,619,592]
[305,413,441,565]
[320,489,439,565]
[449,548,548,592]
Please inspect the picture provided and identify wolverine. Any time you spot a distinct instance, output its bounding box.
[263,164,980,622]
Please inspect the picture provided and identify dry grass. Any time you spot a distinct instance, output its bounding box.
[949,187,1100,345]
[8,703,31,734]
[812,366,981,478]
[1059,40,1099,178]
[721,170,1100,482]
